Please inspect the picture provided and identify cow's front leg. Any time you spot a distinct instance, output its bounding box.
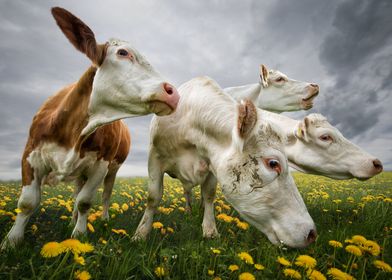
[183,184,193,213]
[132,152,163,241]
[201,173,219,239]
[71,161,108,237]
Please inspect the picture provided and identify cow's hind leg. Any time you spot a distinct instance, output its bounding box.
[132,151,164,241]
[71,177,85,225]
[102,165,120,221]
[71,161,108,237]
[1,164,44,249]
[201,173,219,239]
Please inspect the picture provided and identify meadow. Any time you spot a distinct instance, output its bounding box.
[0,172,391,280]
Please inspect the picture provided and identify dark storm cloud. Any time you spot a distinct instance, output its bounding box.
[318,0,392,138]
[0,0,391,180]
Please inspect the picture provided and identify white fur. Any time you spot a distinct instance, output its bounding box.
[133,77,316,248]
[225,67,318,113]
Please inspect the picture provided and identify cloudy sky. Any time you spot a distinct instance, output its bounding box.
[0,0,391,180]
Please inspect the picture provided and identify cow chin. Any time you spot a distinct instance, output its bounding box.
[148,101,174,116]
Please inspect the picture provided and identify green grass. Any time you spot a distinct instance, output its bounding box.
[0,172,391,279]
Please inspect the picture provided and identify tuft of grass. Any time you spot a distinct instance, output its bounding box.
[0,173,391,279]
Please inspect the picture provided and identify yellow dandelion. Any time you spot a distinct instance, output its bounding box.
[61,239,83,254]
[238,252,254,264]
[60,215,68,220]
[167,227,174,233]
[111,229,128,235]
[14,208,21,214]
[208,269,215,276]
[329,240,343,248]
[74,270,91,280]
[236,221,249,230]
[254,263,264,270]
[283,268,301,279]
[87,223,95,233]
[327,268,354,280]
[79,242,94,253]
[213,277,222,280]
[345,245,362,257]
[152,222,164,229]
[373,260,392,272]
[211,248,221,254]
[121,203,129,211]
[228,264,239,272]
[351,235,367,245]
[307,269,326,280]
[363,240,381,256]
[238,272,255,280]
[154,266,165,277]
[277,256,291,266]
[216,213,234,223]
[31,224,38,233]
[73,253,86,265]
[295,255,317,269]
[40,241,65,258]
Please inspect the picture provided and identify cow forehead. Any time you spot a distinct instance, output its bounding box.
[268,70,287,79]
[108,38,152,68]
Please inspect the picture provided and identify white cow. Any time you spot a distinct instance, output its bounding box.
[225,64,319,112]
[133,77,317,248]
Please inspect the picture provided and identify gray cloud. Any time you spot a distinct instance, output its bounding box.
[0,0,391,180]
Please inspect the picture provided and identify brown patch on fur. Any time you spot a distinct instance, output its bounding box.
[237,100,257,138]
[21,66,131,185]
[259,64,269,85]
[51,7,107,66]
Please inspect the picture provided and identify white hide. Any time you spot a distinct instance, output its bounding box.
[82,39,179,136]
[225,66,319,113]
[134,77,316,248]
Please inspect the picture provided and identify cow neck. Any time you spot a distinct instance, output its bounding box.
[53,66,97,151]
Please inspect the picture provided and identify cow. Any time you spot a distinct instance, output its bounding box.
[224,64,319,112]
[132,77,317,248]
[1,7,179,249]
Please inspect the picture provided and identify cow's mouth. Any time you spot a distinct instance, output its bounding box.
[301,91,319,110]
[148,100,175,116]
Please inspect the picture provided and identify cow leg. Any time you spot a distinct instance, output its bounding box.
[1,169,44,249]
[132,152,163,241]
[71,177,85,225]
[201,173,219,239]
[102,165,120,221]
[183,184,193,213]
[71,161,108,237]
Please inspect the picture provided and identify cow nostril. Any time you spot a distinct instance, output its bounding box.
[373,159,383,172]
[163,83,174,95]
[307,229,317,244]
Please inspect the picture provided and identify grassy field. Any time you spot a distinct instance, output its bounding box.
[0,172,391,280]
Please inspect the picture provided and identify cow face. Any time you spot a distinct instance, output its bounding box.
[289,114,383,180]
[216,100,316,248]
[51,7,179,136]
[256,65,319,112]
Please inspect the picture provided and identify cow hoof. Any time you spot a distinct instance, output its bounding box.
[0,236,19,251]
[203,229,220,239]
[131,232,147,242]
[185,206,192,214]
[101,213,110,221]
[71,228,86,238]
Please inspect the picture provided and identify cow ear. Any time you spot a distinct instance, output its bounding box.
[51,7,106,66]
[259,64,269,88]
[295,117,310,142]
[232,100,258,152]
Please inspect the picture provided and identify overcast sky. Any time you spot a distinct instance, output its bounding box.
[0,0,391,180]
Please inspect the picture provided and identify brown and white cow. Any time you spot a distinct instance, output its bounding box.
[1,7,179,249]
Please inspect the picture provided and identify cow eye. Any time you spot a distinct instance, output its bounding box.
[117,49,129,57]
[319,134,333,142]
[264,158,282,175]
[275,77,285,82]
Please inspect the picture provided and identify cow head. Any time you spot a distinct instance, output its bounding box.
[256,64,319,112]
[216,100,316,248]
[51,7,179,136]
[288,114,383,180]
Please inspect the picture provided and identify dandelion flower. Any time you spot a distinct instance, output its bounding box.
[277,256,291,266]
[238,252,254,264]
[363,240,381,256]
[111,229,128,235]
[40,241,65,258]
[295,255,317,269]
[327,268,354,280]
[154,266,165,277]
[211,248,221,254]
[228,264,239,272]
[87,223,95,233]
[31,224,38,233]
[307,269,326,280]
[283,268,301,279]
[329,240,343,248]
[351,235,367,245]
[152,222,164,229]
[238,272,255,280]
[208,270,215,276]
[74,270,91,280]
[73,253,86,265]
[345,245,362,257]
[373,260,392,272]
[254,263,264,270]
[79,242,94,253]
[217,213,234,223]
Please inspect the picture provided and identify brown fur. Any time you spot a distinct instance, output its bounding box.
[22,66,130,186]
[237,100,258,139]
